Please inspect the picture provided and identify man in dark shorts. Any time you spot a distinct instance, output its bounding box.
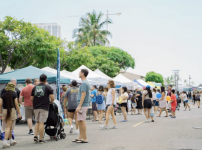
[90,85,98,121]
[31,74,55,144]
[64,80,79,134]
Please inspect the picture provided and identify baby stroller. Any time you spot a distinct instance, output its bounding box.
[44,102,66,141]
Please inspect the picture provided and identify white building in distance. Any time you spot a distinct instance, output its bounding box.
[35,23,61,38]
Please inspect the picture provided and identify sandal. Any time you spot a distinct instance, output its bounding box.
[72,139,81,142]
[164,116,168,117]
[76,140,89,143]
[156,116,161,117]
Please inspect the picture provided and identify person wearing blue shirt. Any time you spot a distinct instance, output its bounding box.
[90,85,98,121]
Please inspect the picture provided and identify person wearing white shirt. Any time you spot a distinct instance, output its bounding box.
[181,91,191,111]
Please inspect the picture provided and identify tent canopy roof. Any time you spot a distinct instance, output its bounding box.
[94,69,112,80]
[113,74,135,86]
[42,67,81,83]
[0,66,70,84]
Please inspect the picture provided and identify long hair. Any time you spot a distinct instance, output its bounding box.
[122,87,128,93]
[153,88,156,93]
[161,86,165,94]
[146,87,152,98]
[98,85,104,92]
[5,90,14,120]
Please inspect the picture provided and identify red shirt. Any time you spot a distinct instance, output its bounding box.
[20,84,35,106]
[171,94,177,107]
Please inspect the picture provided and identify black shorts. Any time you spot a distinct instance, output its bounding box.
[144,99,152,109]
[68,109,76,113]
[92,102,97,111]
[120,103,127,108]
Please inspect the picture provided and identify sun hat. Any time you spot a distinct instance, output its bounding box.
[5,83,15,92]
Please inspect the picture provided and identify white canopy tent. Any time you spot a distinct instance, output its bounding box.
[42,67,97,85]
[72,65,117,85]
[136,79,152,87]
[113,74,139,90]
[94,69,112,80]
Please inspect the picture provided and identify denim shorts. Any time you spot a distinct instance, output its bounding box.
[184,100,188,103]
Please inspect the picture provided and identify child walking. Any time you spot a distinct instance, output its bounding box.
[170,89,177,118]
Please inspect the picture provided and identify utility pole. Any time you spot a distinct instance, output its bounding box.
[172,70,180,91]
[104,10,121,46]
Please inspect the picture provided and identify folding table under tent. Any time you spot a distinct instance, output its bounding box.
[0,66,70,84]
[72,65,113,85]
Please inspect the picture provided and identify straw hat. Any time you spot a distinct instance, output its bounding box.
[5,83,15,92]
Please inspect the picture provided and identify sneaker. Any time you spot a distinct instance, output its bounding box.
[2,143,10,148]
[39,140,46,144]
[109,125,118,129]
[69,126,73,134]
[121,120,127,122]
[28,130,34,135]
[75,130,79,134]
[10,140,17,146]
[100,125,108,129]
[34,136,38,142]
[151,120,154,122]
[171,116,176,118]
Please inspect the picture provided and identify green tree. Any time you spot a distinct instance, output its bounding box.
[89,46,135,70]
[73,10,112,46]
[59,45,135,77]
[145,71,164,85]
[0,16,63,73]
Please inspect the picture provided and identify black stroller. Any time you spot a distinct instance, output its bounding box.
[44,102,66,141]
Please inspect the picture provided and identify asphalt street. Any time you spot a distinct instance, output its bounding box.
[6,102,202,150]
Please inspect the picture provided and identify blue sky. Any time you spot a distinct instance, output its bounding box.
[1,0,202,85]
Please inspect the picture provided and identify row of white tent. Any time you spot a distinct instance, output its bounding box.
[42,65,152,90]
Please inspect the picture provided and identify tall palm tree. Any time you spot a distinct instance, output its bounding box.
[73,10,112,46]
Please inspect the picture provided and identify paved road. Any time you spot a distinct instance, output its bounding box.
[10,102,202,150]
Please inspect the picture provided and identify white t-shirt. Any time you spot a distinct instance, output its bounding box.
[182,94,188,101]
[152,92,157,100]
[121,92,129,103]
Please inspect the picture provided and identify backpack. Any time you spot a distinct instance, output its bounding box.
[96,92,104,104]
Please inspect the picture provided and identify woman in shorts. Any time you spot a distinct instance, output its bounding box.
[120,87,129,122]
[100,80,118,129]
[181,91,191,111]
[0,83,21,148]
[64,80,79,134]
[142,85,153,122]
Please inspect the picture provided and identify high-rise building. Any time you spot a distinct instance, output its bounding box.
[35,23,61,38]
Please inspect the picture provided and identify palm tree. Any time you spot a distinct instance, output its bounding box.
[73,10,112,46]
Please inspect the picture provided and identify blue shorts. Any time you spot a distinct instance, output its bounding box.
[153,100,159,106]
[184,100,188,103]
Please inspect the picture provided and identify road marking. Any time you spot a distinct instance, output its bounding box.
[133,121,145,127]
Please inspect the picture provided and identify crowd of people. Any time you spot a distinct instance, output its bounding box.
[0,69,202,148]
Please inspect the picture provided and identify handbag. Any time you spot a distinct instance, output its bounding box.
[116,96,122,104]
